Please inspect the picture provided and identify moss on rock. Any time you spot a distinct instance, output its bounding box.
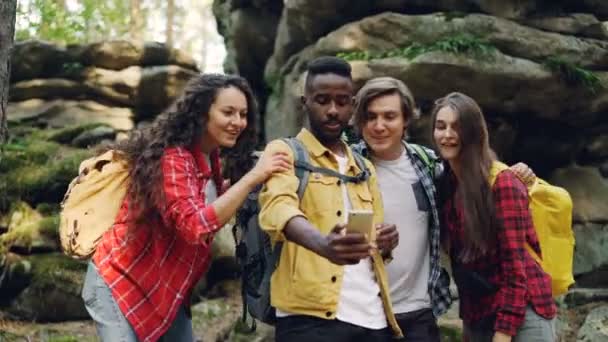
[1,126,94,212]
[5,253,88,321]
[0,214,59,253]
[0,146,91,211]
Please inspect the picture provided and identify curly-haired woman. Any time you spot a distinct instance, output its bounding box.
[81,74,290,342]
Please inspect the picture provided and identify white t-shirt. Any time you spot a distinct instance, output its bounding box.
[372,149,431,314]
[335,153,387,330]
[202,154,217,205]
[277,153,387,330]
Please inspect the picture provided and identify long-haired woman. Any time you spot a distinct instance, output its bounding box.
[81,74,290,342]
[432,92,556,342]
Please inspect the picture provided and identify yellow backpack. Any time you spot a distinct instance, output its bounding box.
[59,150,129,259]
[490,161,575,297]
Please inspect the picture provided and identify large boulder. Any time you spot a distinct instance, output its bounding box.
[9,64,197,115]
[76,40,198,71]
[8,99,135,131]
[10,41,74,82]
[0,136,91,211]
[263,2,608,83]
[9,79,88,102]
[571,223,608,283]
[71,126,117,148]
[214,1,281,91]
[265,12,608,140]
[524,13,600,36]
[582,22,608,40]
[577,305,608,342]
[0,253,34,306]
[549,166,608,224]
[584,134,608,161]
[135,65,198,120]
[3,254,89,321]
[74,66,142,105]
[265,0,371,80]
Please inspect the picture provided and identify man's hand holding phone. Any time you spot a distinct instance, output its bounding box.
[321,223,372,265]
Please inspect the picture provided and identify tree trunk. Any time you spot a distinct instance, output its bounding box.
[129,0,144,43]
[0,0,18,144]
[166,0,174,48]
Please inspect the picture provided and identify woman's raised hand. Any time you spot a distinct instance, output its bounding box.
[247,150,291,184]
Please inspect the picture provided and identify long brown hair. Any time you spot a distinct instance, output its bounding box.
[105,73,258,224]
[432,92,497,261]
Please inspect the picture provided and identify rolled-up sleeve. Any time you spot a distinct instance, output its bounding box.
[160,148,220,244]
[493,171,529,335]
[258,140,307,242]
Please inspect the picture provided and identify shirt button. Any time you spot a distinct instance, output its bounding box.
[326,311,332,317]
[337,180,341,186]
[336,210,341,217]
[331,276,337,282]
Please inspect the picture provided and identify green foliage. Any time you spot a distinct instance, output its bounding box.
[36,203,61,216]
[16,0,130,44]
[439,325,463,342]
[26,254,86,293]
[337,34,496,62]
[543,57,604,93]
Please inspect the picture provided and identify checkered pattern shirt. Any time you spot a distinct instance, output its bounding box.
[351,141,453,317]
[93,146,224,342]
[441,169,556,335]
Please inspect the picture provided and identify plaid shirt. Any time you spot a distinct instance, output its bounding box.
[351,140,452,317]
[441,169,556,335]
[93,146,224,342]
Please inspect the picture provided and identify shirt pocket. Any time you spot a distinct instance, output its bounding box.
[352,182,373,210]
[303,174,340,214]
[412,180,431,212]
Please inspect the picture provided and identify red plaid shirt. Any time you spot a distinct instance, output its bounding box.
[441,170,556,336]
[93,146,224,342]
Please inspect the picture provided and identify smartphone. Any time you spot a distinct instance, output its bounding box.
[346,209,375,242]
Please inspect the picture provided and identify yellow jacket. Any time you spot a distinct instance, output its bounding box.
[258,129,402,337]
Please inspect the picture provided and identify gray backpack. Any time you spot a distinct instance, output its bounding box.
[233,137,370,330]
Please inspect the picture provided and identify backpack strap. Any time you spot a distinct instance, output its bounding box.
[284,138,369,185]
[351,150,370,179]
[282,138,311,199]
[409,143,436,176]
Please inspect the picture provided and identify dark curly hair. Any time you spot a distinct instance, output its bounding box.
[105,73,258,224]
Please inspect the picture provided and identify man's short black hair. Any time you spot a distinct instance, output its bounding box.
[305,56,352,92]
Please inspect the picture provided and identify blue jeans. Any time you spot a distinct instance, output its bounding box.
[82,262,194,342]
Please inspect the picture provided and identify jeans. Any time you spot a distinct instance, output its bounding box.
[81,262,194,342]
[395,308,440,342]
[275,315,392,342]
[465,306,556,342]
